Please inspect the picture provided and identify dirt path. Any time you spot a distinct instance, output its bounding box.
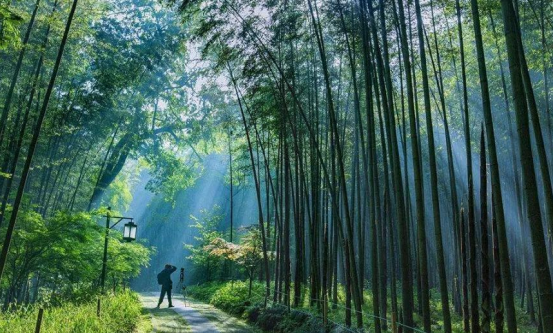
[139,292,255,333]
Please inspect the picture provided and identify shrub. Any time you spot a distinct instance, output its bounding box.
[244,303,263,323]
[209,280,262,315]
[187,280,265,316]
[187,281,223,302]
[255,305,288,331]
[272,307,327,333]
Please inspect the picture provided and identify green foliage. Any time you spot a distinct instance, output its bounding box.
[144,151,201,205]
[184,206,224,281]
[252,306,327,333]
[0,291,142,333]
[107,234,153,285]
[187,280,265,315]
[1,209,100,291]
[186,281,224,301]
[105,171,136,213]
[203,226,274,295]
[1,208,152,305]
[209,281,263,315]
[233,228,266,270]
[0,4,23,50]
[0,171,12,179]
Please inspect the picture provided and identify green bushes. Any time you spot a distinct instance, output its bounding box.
[0,291,142,333]
[188,280,265,311]
[247,304,328,333]
[210,281,265,315]
[253,306,288,331]
[188,280,265,316]
[187,281,224,302]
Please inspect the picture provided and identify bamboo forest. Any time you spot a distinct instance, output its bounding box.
[0,0,551,332]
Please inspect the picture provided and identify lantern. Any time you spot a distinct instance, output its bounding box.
[123,220,137,242]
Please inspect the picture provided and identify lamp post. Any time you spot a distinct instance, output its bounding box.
[100,207,137,294]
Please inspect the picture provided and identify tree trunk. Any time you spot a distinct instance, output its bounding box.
[392,0,421,325]
[480,126,491,333]
[413,0,448,329]
[469,0,518,330]
[498,1,552,330]
[0,0,41,146]
[284,136,291,309]
[513,15,553,234]
[461,209,470,332]
[306,0,362,326]
[492,194,504,333]
[226,63,271,306]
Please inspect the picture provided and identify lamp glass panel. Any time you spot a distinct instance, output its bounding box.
[130,224,137,239]
[123,224,131,239]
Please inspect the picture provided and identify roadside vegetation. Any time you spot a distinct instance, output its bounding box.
[0,291,143,333]
[187,280,538,333]
[0,209,152,332]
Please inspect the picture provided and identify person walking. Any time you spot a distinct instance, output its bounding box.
[156,264,177,308]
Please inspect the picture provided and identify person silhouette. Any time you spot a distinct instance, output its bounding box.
[156,264,177,308]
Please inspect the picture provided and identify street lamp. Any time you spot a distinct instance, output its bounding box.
[100,207,137,294]
[123,221,137,242]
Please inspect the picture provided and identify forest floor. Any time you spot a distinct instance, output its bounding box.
[139,292,255,333]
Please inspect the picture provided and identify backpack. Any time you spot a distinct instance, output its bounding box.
[157,272,164,285]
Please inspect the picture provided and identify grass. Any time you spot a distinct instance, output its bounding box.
[133,307,154,333]
[0,291,143,333]
[148,308,191,333]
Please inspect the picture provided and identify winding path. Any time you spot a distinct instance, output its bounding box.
[139,292,254,333]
